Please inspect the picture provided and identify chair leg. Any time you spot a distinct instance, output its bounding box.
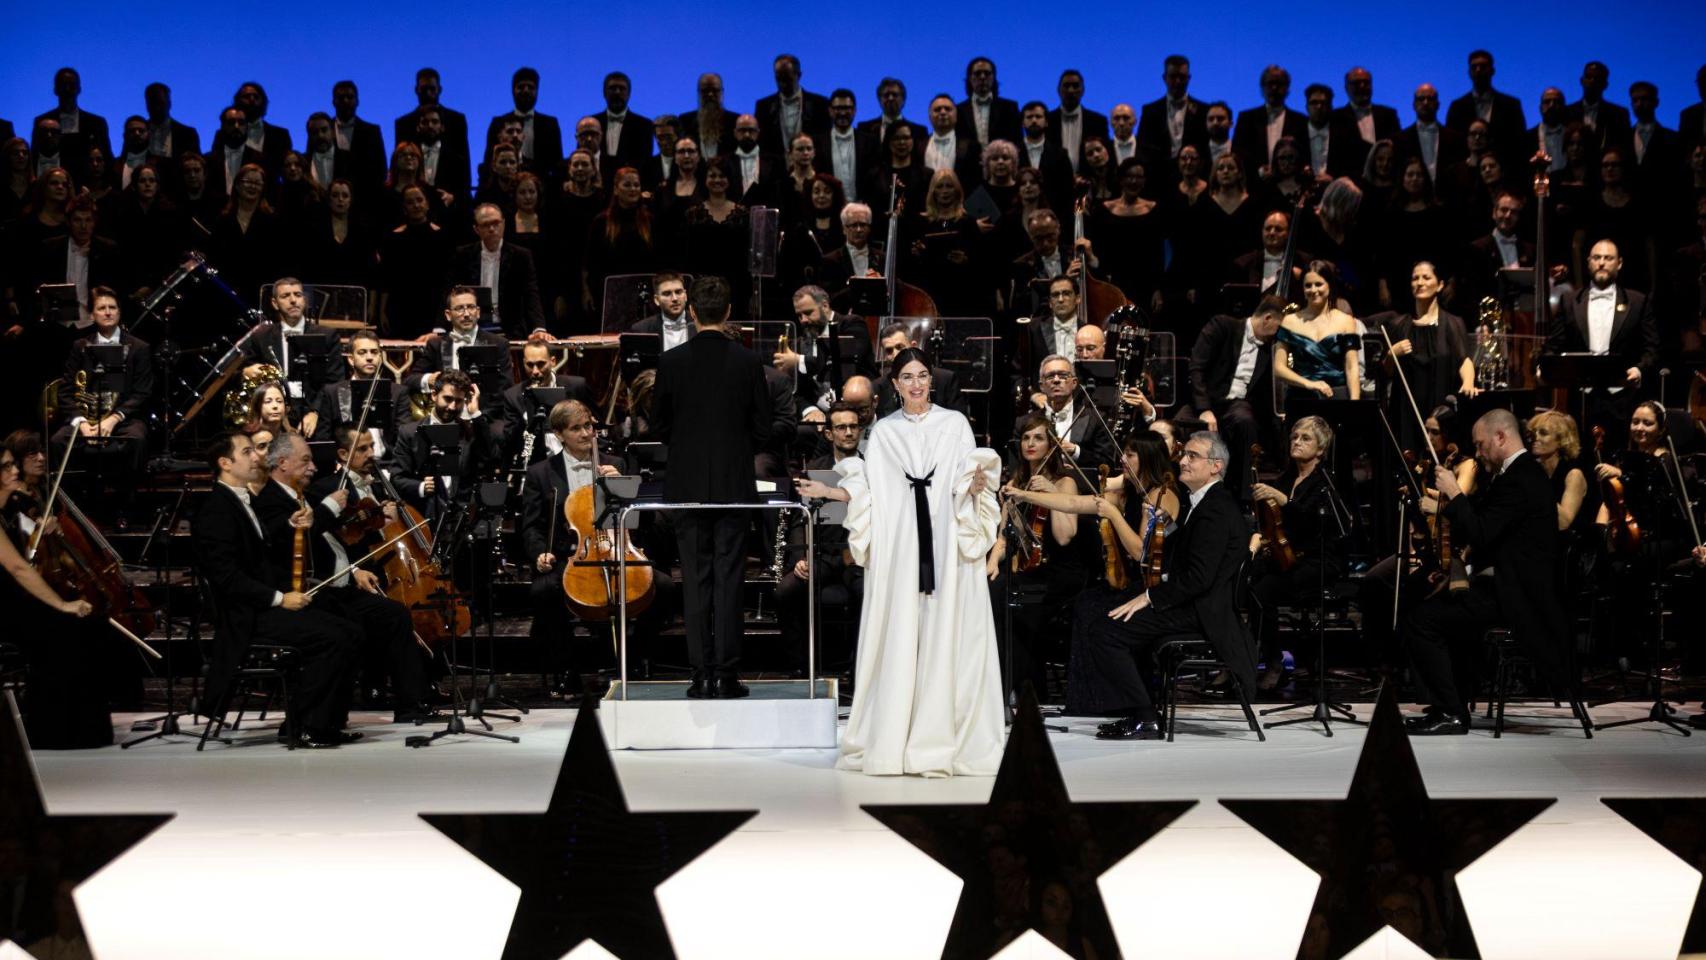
[1233,673,1266,742]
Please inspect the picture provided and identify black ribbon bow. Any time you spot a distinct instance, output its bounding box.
[904,469,936,594]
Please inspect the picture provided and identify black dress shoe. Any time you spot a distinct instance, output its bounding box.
[685,676,710,699]
[713,676,750,699]
[1095,718,1164,741]
[1407,714,1468,736]
[1689,712,1706,730]
[392,706,441,724]
[306,729,364,746]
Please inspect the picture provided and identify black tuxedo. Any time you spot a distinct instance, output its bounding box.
[956,97,1023,147]
[594,110,654,168]
[787,313,878,413]
[1395,123,1468,177]
[1188,313,1274,489]
[1304,118,1371,179]
[1331,103,1401,147]
[191,483,359,734]
[485,111,564,179]
[1015,139,1075,211]
[817,242,884,297]
[1628,123,1683,195]
[395,104,469,156]
[1045,107,1110,167]
[25,236,123,322]
[755,90,832,156]
[500,375,594,469]
[1405,452,1569,718]
[923,133,984,191]
[238,319,348,414]
[1232,106,1309,171]
[403,330,515,419]
[334,117,387,196]
[149,118,202,163]
[308,377,404,444]
[854,117,928,164]
[1136,96,1210,165]
[252,122,293,181]
[418,136,473,200]
[1544,285,1659,385]
[49,330,154,485]
[256,478,426,712]
[1079,480,1258,721]
[730,151,784,205]
[1227,249,1311,291]
[447,241,546,337]
[1455,233,1534,315]
[654,328,772,679]
[33,108,111,168]
[1445,89,1528,159]
[384,413,502,510]
[1567,99,1632,154]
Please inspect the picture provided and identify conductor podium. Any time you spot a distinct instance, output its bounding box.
[594,491,841,750]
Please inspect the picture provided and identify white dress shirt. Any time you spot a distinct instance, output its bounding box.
[480,242,503,327]
[846,244,870,278]
[925,131,957,174]
[1058,109,1083,171]
[1265,106,1289,158]
[1025,138,1046,170]
[1353,104,1377,144]
[1307,122,1331,173]
[334,118,355,152]
[1414,121,1440,177]
[148,121,173,158]
[830,130,858,199]
[1540,125,1566,170]
[65,241,90,320]
[1227,318,1264,400]
[1050,316,1078,357]
[1208,139,1231,164]
[421,142,441,184]
[660,312,690,351]
[1187,478,1220,518]
[1166,99,1189,155]
[1112,136,1139,164]
[972,97,992,144]
[310,148,334,187]
[735,147,760,194]
[1493,230,1520,268]
[1586,286,1617,355]
[121,151,147,188]
[1045,399,1075,438]
[563,450,596,496]
[223,144,245,192]
[604,112,626,157]
[515,110,536,161]
[1261,251,1285,289]
[244,121,266,152]
[779,95,803,145]
[278,319,308,398]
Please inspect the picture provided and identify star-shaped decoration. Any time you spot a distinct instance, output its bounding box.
[1602,797,1706,953]
[1222,684,1554,959]
[422,698,756,960]
[861,686,1195,959]
[1,691,172,956]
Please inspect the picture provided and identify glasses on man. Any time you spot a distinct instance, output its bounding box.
[828,423,862,434]
[1048,290,1076,300]
[1041,371,1075,382]
[1179,450,1223,463]
[449,304,480,314]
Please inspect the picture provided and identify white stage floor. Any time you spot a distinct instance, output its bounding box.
[17,701,1706,960]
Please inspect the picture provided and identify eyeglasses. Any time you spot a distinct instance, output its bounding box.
[1041,371,1075,382]
[449,304,480,314]
[1179,450,1224,463]
[828,424,862,434]
[1048,291,1076,300]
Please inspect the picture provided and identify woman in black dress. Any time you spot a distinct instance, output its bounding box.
[206,162,281,305]
[680,158,751,316]
[1088,157,1166,312]
[902,169,989,316]
[1377,260,1477,457]
[110,161,188,301]
[377,184,454,337]
[301,179,378,297]
[557,149,606,333]
[583,167,660,320]
[861,122,927,234]
[1376,158,1455,314]
[985,413,1098,701]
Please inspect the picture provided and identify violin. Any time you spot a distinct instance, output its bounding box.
[561,447,655,620]
[1141,503,1165,590]
[999,469,1047,574]
[1250,443,1297,572]
[1098,465,1130,590]
[1594,426,1642,555]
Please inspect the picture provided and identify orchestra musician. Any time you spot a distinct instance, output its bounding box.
[1072,431,1256,738]
[240,276,347,421]
[0,444,110,749]
[1248,416,1349,689]
[500,339,595,474]
[1402,409,1571,735]
[403,286,515,438]
[384,368,502,519]
[631,271,692,351]
[1006,430,1180,712]
[1023,353,1119,474]
[776,284,878,424]
[776,400,867,676]
[244,381,302,437]
[309,328,403,449]
[191,432,363,748]
[1543,239,1659,442]
[521,399,625,699]
[254,432,432,724]
[1377,260,1478,457]
[985,412,1097,702]
[48,286,153,524]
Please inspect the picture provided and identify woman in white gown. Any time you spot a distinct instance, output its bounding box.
[796,348,1006,776]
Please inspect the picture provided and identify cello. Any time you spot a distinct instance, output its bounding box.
[561,444,655,620]
[371,467,470,647]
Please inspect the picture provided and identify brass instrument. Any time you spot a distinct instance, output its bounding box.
[1472,296,1509,390]
[224,363,283,429]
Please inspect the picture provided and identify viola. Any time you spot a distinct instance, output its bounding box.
[1098,465,1130,590]
[1250,444,1297,572]
[561,482,655,620]
[1594,426,1642,555]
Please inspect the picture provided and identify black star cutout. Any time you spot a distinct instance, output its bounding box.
[861,686,1195,959]
[421,698,757,960]
[1,691,172,956]
[1222,684,1554,960]
[1602,797,1706,953]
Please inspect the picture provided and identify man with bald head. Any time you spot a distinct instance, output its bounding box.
[1531,87,1570,171]
[730,113,776,202]
[1331,67,1399,149]
[1397,82,1465,181]
[1544,239,1658,439]
[680,72,733,158]
[1403,408,1573,735]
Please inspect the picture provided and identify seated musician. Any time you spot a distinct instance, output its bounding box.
[191,432,362,748]
[501,339,595,477]
[775,284,879,424]
[779,401,869,676]
[254,432,432,724]
[1248,416,1349,689]
[1022,353,1119,474]
[984,412,1097,701]
[402,286,515,437]
[310,328,405,452]
[1272,261,1361,419]
[240,276,346,423]
[0,444,110,749]
[1064,431,1254,738]
[631,271,692,351]
[816,202,882,296]
[1005,430,1182,719]
[1403,409,1571,735]
[384,369,502,518]
[244,381,304,438]
[1187,294,1284,499]
[1527,409,1597,546]
[522,399,624,698]
[48,286,153,525]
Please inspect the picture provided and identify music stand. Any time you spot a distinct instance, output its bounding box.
[349,379,395,438]
[37,283,81,329]
[1539,352,1632,434]
[1075,359,1119,410]
[847,278,887,317]
[285,331,336,400]
[619,331,662,377]
[454,344,509,402]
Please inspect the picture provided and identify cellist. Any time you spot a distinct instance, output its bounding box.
[252,432,433,725]
[521,399,623,699]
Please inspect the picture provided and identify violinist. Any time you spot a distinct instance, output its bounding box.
[1249,416,1348,690]
[521,399,624,699]
[0,445,109,749]
[1402,409,1571,736]
[1005,430,1179,718]
[253,432,432,724]
[309,329,404,450]
[1592,401,1693,665]
[48,286,154,525]
[1,430,48,526]
[1527,410,1597,544]
[985,412,1097,701]
[191,432,362,748]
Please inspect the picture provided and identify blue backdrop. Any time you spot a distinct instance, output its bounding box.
[2,3,1701,151]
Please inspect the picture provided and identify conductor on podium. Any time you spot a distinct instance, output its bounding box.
[652,276,773,698]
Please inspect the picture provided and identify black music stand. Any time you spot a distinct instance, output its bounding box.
[619,332,662,377]
[1539,352,1632,435]
[1075,359,1119,410]
[285,332,336,398]
[349,379,395,436]
[455,345,509,402]
[847,278,888,317]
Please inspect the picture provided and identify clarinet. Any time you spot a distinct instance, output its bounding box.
[768,506,790,582]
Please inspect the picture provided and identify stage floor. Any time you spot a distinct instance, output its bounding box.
[16,701,1706,960]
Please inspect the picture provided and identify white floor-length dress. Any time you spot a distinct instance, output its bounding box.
[834,404,1005,777]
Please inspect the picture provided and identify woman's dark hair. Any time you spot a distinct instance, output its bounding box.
[1013,411,1065,482]
[603,167,652,246]
[882,121,917,162]
[3,430,44,461]
[1630,400,1669,443]
[888,347,932,383]
[1122,430,1175,494]
[1302,259,1348,307]
[1115,156,1146,181]
[810,172,847,214]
